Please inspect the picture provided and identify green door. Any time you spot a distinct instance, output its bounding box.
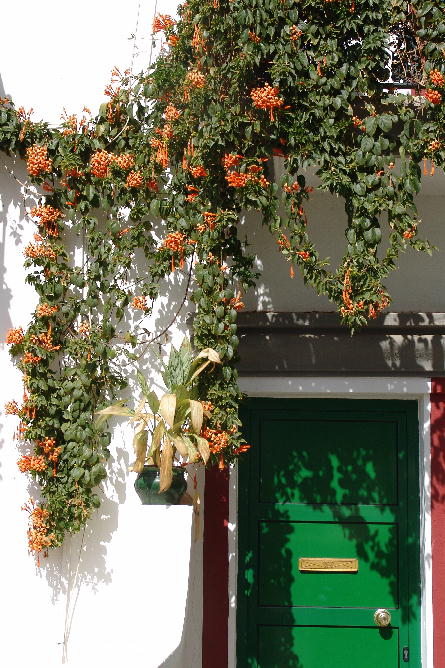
[237,399,421,667]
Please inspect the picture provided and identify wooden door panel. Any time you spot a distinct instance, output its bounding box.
[258,520,398,608]
[259,417,398,505]
[257,626,399,668]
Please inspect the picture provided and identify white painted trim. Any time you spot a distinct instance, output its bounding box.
[229,376,432,668]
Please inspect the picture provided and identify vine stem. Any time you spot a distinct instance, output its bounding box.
[132,253,194,360]
[62,526,86,664]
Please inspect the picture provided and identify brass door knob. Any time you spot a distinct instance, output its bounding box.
[374,608,391,627]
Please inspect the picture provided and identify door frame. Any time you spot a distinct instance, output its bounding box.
[228,377,432,668]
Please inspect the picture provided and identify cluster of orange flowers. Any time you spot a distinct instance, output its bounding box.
[290,25,302,41]
[189,165,208,178]
[24,241,57,261]
[131,296,149,311]
[152,13,176,34]
[22,500,55,558]
[197,211,218,232]
[168,34,179,47]
[367,292,390,319]
[114,153,135,170]
[6,327,24,345]
[225,162,269,189]
[191,25,206,51]
[429,140,441,152]
[251,83,284,120]
[29,327,60,352]
[352,115,366,131]
[161,232,192,271]
[161,231,187,252]
[78,321,91,335]
[424,89,442,105]
[229,294,244,311]
[26,145,52,177]
[277,234,291,250]
[222,154,243,172]
[22,352,42,365]
[403,228,416,239]
[201,427,229,454]
[4,400,19,415]
[21,392,37,421]
[150,138,169,168]
[90,150,112,177]
[30,205,62,237]
[430,69,445,87]
[201,401,214,413]
[37,437,62,473]
[126,171,143,188]
[185,70,206,89]
[17,454,47,473]
[164,104,181,121]
[90,150,135,177]
[340,269,364,316]
[249,31,261,43]
[186,185,199,201]
[36,303,58,317]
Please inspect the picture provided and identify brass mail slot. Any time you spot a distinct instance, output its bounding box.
[298,557,358,573]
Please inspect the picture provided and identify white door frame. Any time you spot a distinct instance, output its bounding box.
[228,376,432,668]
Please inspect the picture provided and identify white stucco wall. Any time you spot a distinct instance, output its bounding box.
[1,3,445,667]
[0,3,204,668]
[243,163,445,313]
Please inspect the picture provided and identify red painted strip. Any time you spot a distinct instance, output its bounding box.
[431,378,445,668]
[202,465,229,668]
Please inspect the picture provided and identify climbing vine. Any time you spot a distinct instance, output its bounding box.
[1,0,445,558]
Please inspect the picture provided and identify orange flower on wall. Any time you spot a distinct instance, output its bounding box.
[250,83,284,120]
[26,145,52,176]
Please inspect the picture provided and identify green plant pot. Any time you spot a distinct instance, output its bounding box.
[134,466,187,505]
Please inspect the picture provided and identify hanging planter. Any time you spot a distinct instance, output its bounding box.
[134,466,187,505]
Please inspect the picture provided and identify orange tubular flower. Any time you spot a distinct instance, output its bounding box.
[5,400,19,415]
[168,34,179,47]
[26,145,52,177]
[430,69,445,88]
[290,25,302,41]
[225,171,249,188]
[126,171,143,188]
[22,501,55,558]
[233,443,252,455]
[29,328,60,352]
[36,303,58,317]
[223,153,243,170]
[6,327,24,345]
[185,185,199,201]
[21,352,42,365]
[17,455,47,473]
[429,140,441,152]
[131,296,149,311]
[24,242,57,260]
[164,104,181,121]
[30,205,62,237]
[250,83,284,120]
[203,212,218,229]
[161,232,188,271]
[424,89,442,105]
[90,150,113,178]
[185,70,206,89]
[152,14,176,34]
[248,31,261,43]
[201,427,229,454]
[114,153,135,170]
[189,165,208,178]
